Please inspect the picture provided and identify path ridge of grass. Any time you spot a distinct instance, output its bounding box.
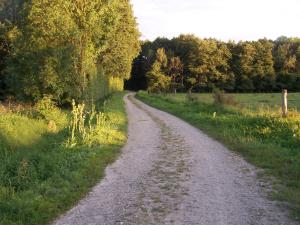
[137,91,300,220]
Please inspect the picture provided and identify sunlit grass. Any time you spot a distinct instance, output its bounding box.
[0,92,127,225]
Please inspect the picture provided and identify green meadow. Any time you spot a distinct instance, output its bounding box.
[162,92,300,111]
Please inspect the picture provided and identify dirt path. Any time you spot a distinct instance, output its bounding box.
[54,94,298,225]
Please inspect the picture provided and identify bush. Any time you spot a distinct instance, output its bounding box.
[212,88,237,106]
[186,93,198,102]
[35,96,67,128]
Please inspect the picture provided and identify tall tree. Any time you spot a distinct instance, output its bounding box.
[147,48,171,93]
[5,0,140,102]
[0,0,25,99]
[125,41,153,91]
[187,38,231,95]
[168,57,183,93]
[252,39,275,91]
[273,37,300,74]
[98,0,140,80]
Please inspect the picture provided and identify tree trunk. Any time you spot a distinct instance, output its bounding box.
[187,87,193,100]
[80,35,87,91]
[173,77,177,94]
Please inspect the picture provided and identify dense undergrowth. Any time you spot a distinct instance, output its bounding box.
[0,92,127,225]
[137,91,300,219]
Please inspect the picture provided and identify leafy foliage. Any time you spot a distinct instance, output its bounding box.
[35,96,67,128]
[187,38,232,92]
[147,48,171,93]
[168,56,183,93]
[0,0,140,102]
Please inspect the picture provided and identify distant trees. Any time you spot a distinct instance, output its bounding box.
[0,0,140,103]
[127,35,300,93]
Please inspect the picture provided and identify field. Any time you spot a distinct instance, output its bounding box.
[163,93,300,111]
[0,92,127,225]
[137,91,300,219]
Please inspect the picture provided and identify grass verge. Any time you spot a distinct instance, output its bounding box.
[0,92,127,225]
[137,91,300,220]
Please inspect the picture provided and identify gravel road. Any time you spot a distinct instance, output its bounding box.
[54,93,299,225]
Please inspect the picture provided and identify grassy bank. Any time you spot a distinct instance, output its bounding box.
[137,91,300,219]
[0,92,127,225]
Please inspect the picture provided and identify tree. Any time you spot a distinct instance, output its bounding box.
[172,34,199,88]
[0,0,25,24]
[99,0,140,80]
[187,38,231,95]
[147,48,171,93]
[168,57,183,93]
[234,40,275,92]
[0,0,26,99]
[5,0,140,102]
[0,22,13,99]
[234,42,257,92]
[252,39,275,91]
[273,37,300,74]
[125,41,153,91]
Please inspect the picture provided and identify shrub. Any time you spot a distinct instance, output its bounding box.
[212,88,237,106]
[186,93,198,102]
[35,96,67,128]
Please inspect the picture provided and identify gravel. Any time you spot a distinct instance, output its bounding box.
[53,94,299,225]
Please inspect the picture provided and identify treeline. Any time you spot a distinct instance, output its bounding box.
[0,0,140,103]
[126,35,300,93]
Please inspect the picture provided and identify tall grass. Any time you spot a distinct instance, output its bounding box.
[0,92,127,225]
[137,91,300,220]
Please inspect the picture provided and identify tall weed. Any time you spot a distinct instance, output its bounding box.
[67,100,122,147]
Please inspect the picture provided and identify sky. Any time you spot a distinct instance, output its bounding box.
[130,0,300,42]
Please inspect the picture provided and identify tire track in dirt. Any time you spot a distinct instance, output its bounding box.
[123,96,192,224]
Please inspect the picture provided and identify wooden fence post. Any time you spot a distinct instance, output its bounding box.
[282,89,288,117]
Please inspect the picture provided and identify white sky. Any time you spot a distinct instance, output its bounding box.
[130,0,300,41]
